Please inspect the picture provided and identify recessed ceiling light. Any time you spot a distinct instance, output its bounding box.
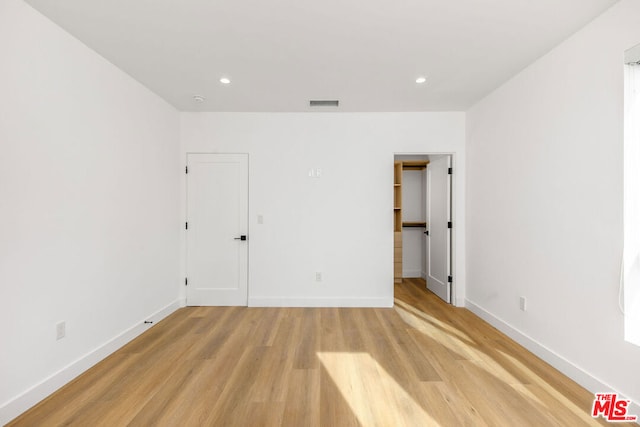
[416,76,427,84]
[220,77,231,84]
[193,95,205,102]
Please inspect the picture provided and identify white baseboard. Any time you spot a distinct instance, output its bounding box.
[465,299,640,423]
[402,269,423,278]
[0,299,182,425]
[249,297,393,308]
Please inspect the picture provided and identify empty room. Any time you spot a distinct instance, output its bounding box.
[2,0,640,425]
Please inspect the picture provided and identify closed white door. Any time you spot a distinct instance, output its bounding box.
[426,155,451,303]
[186,153,248,306]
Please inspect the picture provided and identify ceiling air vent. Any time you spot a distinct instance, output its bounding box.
[310,100,339,107]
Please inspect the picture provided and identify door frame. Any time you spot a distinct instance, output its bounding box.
[184,152,250,306]
[393,152,458,306]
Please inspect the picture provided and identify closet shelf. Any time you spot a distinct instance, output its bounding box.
[394,161,402,283]
[402,222,427,228]
[402,160,429,170]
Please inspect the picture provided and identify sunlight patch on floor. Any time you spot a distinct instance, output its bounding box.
[497,350,601,426]
[394,302,542,399]
[394,302,481,361]
[394,298,472,343]
[317,352,441,427]
[393,297,605,424]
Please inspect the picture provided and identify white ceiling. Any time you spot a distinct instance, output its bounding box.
[24,0,618,112]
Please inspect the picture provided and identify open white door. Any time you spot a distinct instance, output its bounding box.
[426,156,451,303]
[186,153,248,306]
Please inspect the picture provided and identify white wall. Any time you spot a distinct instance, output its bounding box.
[467,0,640,410]
[0,0,181,422]
[180,113,466,306]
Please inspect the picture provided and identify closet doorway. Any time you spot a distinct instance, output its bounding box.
[394,154,453,303]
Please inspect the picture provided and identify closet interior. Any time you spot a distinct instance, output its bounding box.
[393,156,429,283]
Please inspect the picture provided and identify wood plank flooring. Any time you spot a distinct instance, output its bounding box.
[8,278,629,426]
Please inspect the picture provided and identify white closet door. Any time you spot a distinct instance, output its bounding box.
[426,156,451,303]
[186,153,248,306]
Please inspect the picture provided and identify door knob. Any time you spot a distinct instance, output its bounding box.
[234,235,247,241]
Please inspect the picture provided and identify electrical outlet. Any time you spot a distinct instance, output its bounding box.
[56,321,66,340]
[519,297,527,312]
[257,214,264,224]
[315,272,322,282]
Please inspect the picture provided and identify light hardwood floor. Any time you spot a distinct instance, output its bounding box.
[9,278,631,426]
